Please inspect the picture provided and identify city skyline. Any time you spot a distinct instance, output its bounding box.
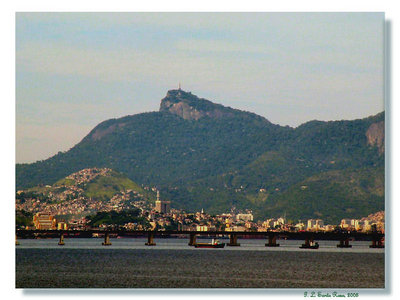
[16,12,384,163]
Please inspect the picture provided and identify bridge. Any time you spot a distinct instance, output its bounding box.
[16,229,384,249]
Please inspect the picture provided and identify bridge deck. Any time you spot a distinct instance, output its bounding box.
[16,229,384,240]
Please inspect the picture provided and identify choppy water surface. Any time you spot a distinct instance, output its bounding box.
[16,238,384,288]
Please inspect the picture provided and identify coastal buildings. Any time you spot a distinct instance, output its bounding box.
[307,219,324,231]
[236,213,253,222]
[33,213,57,230]
[25,207,385,234]
[295,222,306,231]
[18,178,384,234]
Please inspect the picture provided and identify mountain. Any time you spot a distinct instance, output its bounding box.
[16,89,385,223]
[159,89,238,120]
[17,89,288,188]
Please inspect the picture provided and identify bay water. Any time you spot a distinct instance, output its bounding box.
[16,237,385,288]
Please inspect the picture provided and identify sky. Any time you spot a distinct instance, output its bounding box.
[16,12,385,163]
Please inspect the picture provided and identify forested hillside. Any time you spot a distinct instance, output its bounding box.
[16,89,384,222]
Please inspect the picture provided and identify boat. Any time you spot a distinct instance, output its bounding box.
[195,239,225,248]
[300,241,319,249]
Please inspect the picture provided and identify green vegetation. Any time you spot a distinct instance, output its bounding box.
[85,209,150,228]
[16,191,51,203]
[54,178,75,186]
[263,167,384,223]
[83,170,144,201]
[15,91,385,223]
[16,210,33,227]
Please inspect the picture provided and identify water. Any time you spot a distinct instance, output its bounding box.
[16,237,385,288]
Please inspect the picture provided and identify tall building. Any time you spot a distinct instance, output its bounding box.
[155,190,170,214]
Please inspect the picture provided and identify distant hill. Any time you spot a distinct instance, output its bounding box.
[54,168,146,201]
[16,89,384,223]
[16,168,154,217]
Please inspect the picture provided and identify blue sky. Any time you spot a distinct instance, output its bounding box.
[16,12,385,163]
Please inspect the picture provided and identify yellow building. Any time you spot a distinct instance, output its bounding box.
[57,222,68,230]
[33,213,57,230]
[196,225,208,231]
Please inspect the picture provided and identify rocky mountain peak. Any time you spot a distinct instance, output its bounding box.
[366,121,385,155]
[159,89,234,120]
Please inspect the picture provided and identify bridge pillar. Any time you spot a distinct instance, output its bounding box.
[265,235,280,247]
[227,234,240,246]
[370,237,384,248]
[145,232,156,246]
[300,236,319,249]
[188,233,197,246]
[337,238,352,248]
[102,232,112,246]
[58,233,65,246]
